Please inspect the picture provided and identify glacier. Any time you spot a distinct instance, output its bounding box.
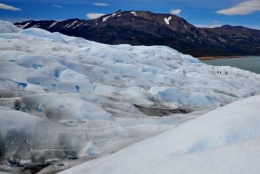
[0,20,260,173]
[0,20,22,34]
[61,95,260,174]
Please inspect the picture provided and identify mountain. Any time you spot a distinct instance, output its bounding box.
[14,10,260,57]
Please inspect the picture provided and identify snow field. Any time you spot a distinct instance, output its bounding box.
[61,95,260,174]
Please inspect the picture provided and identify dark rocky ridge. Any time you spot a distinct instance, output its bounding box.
[15,10,260,57]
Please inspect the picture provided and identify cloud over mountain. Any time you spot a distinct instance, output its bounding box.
[170,9,181,15]
[86,13,105,19]
[217,0,260,15]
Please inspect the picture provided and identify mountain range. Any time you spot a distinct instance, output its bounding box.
[15,10,260,57]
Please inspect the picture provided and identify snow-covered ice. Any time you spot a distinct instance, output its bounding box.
[61,95,260,174]
[1,27,259,108]
[0,20,22,33]
[1,20,260,173]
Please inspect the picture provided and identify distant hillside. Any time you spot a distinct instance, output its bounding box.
[15,10,260,57]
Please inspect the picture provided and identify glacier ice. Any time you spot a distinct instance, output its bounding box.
[1,20,260,173]
[61,95,260,174]
[0,20,22,34]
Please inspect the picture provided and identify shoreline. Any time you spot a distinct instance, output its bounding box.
[197,55,246,60]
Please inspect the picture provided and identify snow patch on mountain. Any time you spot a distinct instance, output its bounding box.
[49,22,58,28]
[103,11,122,22]
[21,21,31,29]
[103,16,110,22]
[67,21,77,28]
[131,11,137,16]
[164,16,172,25]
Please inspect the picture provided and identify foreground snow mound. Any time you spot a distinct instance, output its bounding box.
[61,95,260,174]
[0,20,22,33]
[1,20,260,172]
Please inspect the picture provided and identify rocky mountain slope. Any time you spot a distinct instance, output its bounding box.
[14,10,260,57]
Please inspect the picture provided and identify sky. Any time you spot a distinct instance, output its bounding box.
[0,0,260,29]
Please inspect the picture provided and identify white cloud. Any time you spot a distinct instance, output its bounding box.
[53,5,62,8]
[93,3,109,6]
[208,24,222,28]
[193,22,222,28]
[208,20,221,28]
[0,3,21,11]
[170,9,182,15]
[217,0,260,15]
[86,13,105,19]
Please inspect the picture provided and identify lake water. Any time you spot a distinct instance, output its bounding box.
[201,56,260,74]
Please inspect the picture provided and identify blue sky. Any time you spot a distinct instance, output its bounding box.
[0,0,260,29]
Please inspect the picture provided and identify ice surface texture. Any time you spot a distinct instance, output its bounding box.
[1,20,260,172]
[0,20,22,34]
[1,27,259,108]
[61,95,260,174]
